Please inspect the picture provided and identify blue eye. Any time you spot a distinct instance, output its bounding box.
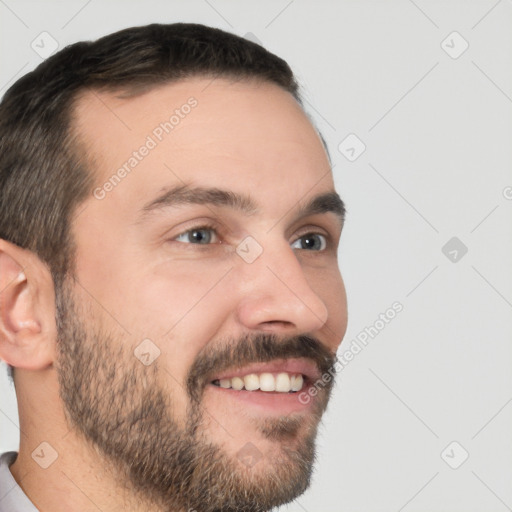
[174,227,218,244]
[291,234,327,251]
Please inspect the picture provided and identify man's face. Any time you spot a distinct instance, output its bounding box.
[57,78,347,511]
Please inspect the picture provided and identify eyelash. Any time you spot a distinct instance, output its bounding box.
[173,223,221,245]
[171,223,330,251]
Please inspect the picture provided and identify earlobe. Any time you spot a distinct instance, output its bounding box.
[0,240,56,371]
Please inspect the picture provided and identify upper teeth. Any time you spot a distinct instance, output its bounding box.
[214,373,303,393]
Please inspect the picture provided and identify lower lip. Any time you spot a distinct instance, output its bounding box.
[207,383,313,415]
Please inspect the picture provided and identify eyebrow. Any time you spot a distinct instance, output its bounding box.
[138,183,345,224]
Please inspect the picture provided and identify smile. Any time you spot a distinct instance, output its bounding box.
[206,357,320,406]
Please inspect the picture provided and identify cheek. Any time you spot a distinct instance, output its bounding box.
[133,258,225,322]
[127,262,235,419]
[133,259,234,358]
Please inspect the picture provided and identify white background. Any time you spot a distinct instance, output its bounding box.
[1,1,511,511]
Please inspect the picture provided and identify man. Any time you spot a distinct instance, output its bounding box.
[0,23,347,511]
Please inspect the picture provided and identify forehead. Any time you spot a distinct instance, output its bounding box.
[72,78,334,221]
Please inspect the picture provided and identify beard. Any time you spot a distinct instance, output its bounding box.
[53,278,337,512]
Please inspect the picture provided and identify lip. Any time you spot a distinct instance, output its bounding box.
[207,384,313,414]
[209,357,321,383]
[205,357,321,415]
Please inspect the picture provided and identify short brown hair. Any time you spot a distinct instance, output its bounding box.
[0,23,301,381]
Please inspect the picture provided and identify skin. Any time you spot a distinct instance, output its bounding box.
[0,77,348,511]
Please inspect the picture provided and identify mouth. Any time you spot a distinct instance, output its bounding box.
[206,358,320,414]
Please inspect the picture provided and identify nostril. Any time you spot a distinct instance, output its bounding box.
[259,320,295,330]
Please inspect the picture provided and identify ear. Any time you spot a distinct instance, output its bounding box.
[0,239,56,371]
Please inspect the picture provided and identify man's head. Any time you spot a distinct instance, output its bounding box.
[0,23,347,512]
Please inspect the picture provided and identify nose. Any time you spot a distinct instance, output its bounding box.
[235,242,329,335]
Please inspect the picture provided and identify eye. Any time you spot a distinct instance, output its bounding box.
[291,233,327,251]
[174,226,219,244]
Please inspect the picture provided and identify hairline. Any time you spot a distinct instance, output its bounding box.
[68,73,328,207]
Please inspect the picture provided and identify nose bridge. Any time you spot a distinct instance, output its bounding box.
[235,237,328,332]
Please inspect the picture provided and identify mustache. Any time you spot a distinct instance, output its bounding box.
[186,333,337,402]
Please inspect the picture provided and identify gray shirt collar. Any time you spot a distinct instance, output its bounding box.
[0,452,38,511]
